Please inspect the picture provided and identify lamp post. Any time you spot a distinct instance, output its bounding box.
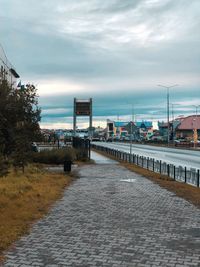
[127,103,135,154]
[171,103,180,143]
[158,84,178,146]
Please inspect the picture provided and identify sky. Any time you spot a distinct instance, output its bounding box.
[0,0,200,129]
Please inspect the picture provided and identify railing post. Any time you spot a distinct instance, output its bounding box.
[147,157,149,169]
[167,164,170,177]
[197,170,199,187]
[160,160,162,174]
[153,159,155,172]
[174,166,176,180]
[185,167,187,183]
[142,156,144,167]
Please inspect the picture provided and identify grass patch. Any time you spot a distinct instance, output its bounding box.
[0,164,74,261]
[92,149,200,209]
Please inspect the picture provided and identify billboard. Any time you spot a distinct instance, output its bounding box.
[75,99,92,116]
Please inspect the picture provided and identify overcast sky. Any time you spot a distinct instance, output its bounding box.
[0,0,200,128]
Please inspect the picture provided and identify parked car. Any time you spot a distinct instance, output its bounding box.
[31,142,40,152]
[174,138,187,144]
[190,140,200,143]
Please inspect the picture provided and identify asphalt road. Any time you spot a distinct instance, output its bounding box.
[92,142,200,170]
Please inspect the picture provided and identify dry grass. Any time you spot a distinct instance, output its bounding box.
[92,149,200,209]
[0,164,74,261]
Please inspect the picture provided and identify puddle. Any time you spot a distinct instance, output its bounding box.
[120,179,136,183]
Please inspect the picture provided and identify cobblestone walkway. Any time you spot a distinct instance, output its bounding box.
[2,152,200,267]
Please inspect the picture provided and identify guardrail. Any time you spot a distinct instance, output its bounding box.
[92,144,200,188]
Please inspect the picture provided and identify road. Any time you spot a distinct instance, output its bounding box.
[92,142,200,170]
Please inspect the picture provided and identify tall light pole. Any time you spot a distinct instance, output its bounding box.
[171,103,180,143]
[158,84,178,146]
[127,103,135,154]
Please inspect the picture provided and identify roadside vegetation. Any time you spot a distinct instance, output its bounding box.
[0,80,41,175]
[92,149,200,209]
[0,80,84,261]
[32,148,76,164]
[0,164,74,261]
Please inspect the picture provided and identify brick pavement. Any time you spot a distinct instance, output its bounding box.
[2,152,200,267]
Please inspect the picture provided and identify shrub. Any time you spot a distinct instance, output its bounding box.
[31,148,76,165]
[0,156,9,177]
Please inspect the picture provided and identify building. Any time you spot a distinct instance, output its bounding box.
[106,120,154,141]
[0,44,20,86]
[135,121,153,140]
[107,120,129,139]
[175,115,200,141]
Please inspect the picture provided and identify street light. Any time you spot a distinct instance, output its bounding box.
[127,103,136,154]
[158,84,178,146]
[171,103,180,143]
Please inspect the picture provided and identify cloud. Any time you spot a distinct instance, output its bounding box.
[0,0,200,128]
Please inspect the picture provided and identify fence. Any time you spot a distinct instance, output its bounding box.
[73,137,91,160]
[92,144,200,188]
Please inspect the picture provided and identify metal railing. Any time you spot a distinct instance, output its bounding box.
[92,144,200,188]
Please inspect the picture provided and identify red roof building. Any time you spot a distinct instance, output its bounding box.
[176,115,200,140]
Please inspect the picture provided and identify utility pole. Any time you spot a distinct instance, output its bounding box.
[171,103,180,143]
[158,84,178,146]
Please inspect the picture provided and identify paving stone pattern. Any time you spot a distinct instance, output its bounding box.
[2,155,200,267]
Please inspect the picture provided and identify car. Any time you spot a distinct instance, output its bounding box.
[31,142,40,152]
[174,138,187,143]
[190,140,200,143]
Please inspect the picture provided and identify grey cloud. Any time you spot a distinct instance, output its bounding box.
[1,0,200,126]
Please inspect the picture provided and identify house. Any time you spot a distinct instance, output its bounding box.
[107,120,129,139]
[175,115,200,141]
[0,44,20,85]
[135,121,153,140]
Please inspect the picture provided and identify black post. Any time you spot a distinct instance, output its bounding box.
[153,159,155,172]
[197,170,199,188]
[142,156,144,167]
[147,157,149,170]
[185,167,187,183]
[160,160,162,174]
[167,164,170,177]
[173,166,176,180]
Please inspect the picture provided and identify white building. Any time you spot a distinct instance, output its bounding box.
[0,44,20,86]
